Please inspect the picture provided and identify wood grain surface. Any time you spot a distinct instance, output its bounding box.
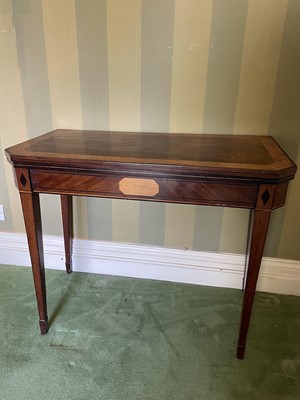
[5,129,296,181]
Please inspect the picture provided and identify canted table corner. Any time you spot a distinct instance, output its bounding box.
[5,129,297,359]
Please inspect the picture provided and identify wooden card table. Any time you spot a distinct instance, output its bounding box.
[5,130,297,359]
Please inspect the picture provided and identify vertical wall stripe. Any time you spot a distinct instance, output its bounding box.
[169,0,212,134]
[12,0,62,237]
[0,0,28,232]
[192,206,223,252]
[233,0,288,135]
[111,199,139,243]
[42,0,82,129]
[42,0,87,239]
[75,0,112,241]
[85,197,112,241]
[12,0,53,138]
[219,209,250,253]
[0,0,11,13]
[140,0,175,133]
[139,201,166,247]
[0,138,14,232]
[198,0,248,252]
[268,0,300,159]
[75,0,109,130]
[165,204,195,249]
[227,0,287,253]
[165,0,212,249]
[107,0,141,133]
[220,0,288,253]
[107,0,141,243]
[139,0,175,246]
[202,0,248,134]
[70,197,87,239]
[278,145,300,260]
[265,0,300,259]
[263,209,283,257]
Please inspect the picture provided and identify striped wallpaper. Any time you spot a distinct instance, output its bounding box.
[1,0,300,260]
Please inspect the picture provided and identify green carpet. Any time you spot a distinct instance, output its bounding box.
[0,264,299,400]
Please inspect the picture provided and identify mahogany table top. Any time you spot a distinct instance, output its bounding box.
[5,129,297,182]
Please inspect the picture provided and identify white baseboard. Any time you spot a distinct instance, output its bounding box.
[0,232,300,296]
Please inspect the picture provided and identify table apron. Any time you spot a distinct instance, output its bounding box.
[30,169,259,208]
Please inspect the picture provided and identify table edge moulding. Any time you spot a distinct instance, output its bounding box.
[5,129,297,359]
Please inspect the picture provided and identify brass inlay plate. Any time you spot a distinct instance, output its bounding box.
[119,178,159,197]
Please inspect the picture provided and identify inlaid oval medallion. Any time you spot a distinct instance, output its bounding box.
[119,178,159,197]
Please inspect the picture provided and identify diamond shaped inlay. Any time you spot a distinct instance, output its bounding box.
[20,173,27,187]
[261,189,270,205]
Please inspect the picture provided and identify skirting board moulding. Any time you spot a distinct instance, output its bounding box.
[0,232,300,296]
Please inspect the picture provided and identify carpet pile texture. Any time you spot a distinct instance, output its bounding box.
[0,264,299,399]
